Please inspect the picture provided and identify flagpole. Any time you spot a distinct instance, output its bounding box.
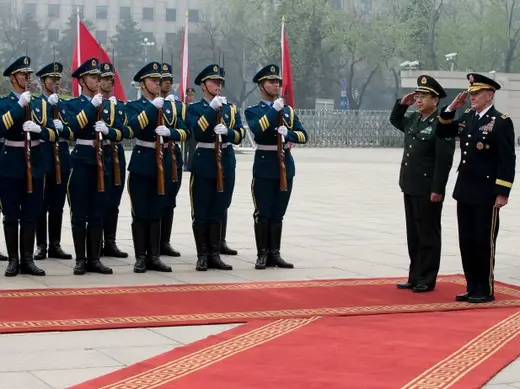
[181,9,189,103]
[76,7,81,96]
[281,15,285,97]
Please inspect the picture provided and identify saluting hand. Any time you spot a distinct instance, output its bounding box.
[448,92,468,111]
[495,195,508,209]
[400,93,415,106]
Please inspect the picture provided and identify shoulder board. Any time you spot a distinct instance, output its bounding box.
[464,108,472,113]
[501,114,509,119]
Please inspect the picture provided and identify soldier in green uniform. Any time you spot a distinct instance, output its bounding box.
[389,75,455,292]
[436,73,516,303]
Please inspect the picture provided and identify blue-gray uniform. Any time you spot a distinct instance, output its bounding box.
[126,61,190,274]
[244,64,308,269]
[187,64,245,272]
[33,62,73,261]
[0,56,58,277]
[63,57,121,276]
[98,62,132,259]
[0,133,5,261]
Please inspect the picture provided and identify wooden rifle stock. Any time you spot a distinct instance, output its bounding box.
[24,103,33,194]
[95,105,105,192]
[52,105,62,185]
[215,110,224,193]
[156,108,165,195]
[168,139,178,182]
[277,111,288,192]
[110,100,121,187]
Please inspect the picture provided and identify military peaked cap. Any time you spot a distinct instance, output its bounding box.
[99,62,115,78]
[71,58,101,79]
[3,56,33,77]
[253,64,281,84]
[194,64,224,85]
[36,62,63,78]
[133,62,162,82]
[467,73,501,92]
[161,63,173,79]
[415,75,446,99]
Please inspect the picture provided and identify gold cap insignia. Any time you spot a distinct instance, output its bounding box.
[163,64,168,70]
[476,142,484,150]
[421,76,427,84]
[469,74,474,83]
[91,59,97,66]
[213,65,218,72]
[152,63,158,70]
[54,63,59,71]
[104,64,109,70]
[270,66,275,73]
[23,57,28,65]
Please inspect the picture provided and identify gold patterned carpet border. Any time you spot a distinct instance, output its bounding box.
[401,310,520,389]
[96,317,319,389]
[3,300,520,331]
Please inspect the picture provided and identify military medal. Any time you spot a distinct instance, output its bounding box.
[476,142,484,150]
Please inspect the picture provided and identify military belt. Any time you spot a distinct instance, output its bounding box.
[135,139,171,149]
[197,142,231,149]
[4,140,41,148]
[0,137,4,143]
[256,144,289,151]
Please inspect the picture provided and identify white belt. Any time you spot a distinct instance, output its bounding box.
[197,142,231,149]
[256,144,290,151]
[136,139,174,149]
[5,140,41,148]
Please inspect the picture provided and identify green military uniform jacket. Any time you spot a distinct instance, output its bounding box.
[389,99,456,197]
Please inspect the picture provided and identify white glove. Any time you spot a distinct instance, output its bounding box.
[18,91,31,108]
[48,93,59,106]
[91,93,103,107]
[209,96,224,110]
[53,119,63,131]
[152,97,164,109]
[109,96,117,104]
[95,120,108,135]
[23,120,41,133]
[155,125,170,137]
[277,125,288,136]
[165,94,176,101]
[214,123,228,135]
[273,98,284,112]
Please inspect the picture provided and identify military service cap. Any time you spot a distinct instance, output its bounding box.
[3,56,33,77]
[133,61,162,82]
[253,64,281,84]
[161,63,173,79]
[99,62,114,78]
[186,87,195,94]
[415,75,446,98]
[194,64,225,85]
[71,58,101,79]
[36,62,63,79]
[467,73,501,92]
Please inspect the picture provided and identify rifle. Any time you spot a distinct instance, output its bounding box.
[51,45,62,185]
[162,46,178,183]
[214,51,224,193]
[111,51,121,186]
[23,42,32,194]
[94,48,105,192]
[156,104,165,195]
[277,95,288,192]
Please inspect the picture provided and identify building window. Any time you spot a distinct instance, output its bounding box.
[143,7,154,21]
[23,3,36,16]
[188,9,199,22]
[330,0,341,9]
[165,8,176,22]
[96,30,107,44]
[48,4,60,18]
[165,33,176,44]
[120,6,131,19]
[48,29,59,42]
[96,6,108,20]
[143,32,155,42]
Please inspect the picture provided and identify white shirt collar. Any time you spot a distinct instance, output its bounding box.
[476,104,493,119]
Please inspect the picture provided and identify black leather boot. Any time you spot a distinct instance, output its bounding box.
[19,224,45,276]
[86,226,113,274]
[160,207,181,257]
[254,222,269,270]
[48,210,72,259]
[147,220,172,272]
[208,221,232,270]
[72,225,87,275]
[132,221,147,273]
[219,211,237,255]
[4,224,19,277]
[268,221,294,269]
[102,211,128,258]
[34,212,47,260]
[193,222,208,271]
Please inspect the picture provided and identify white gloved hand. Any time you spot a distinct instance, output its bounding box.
[95,120,109,135]
[18,91,31,108]
[23,120,41,133]
[53,119,63,131]
[155,125,170,137]
[109,96,117,104]
[273,98,284,112]
[91,93,103,107]
[48,93,59,106]
[152,97,164,109]
[277,125,288,136]
[165,94,176,101]
[209,96,224,110]
[214,123,228,135]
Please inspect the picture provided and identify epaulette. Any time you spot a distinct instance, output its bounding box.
[501,113,509,119]
[464,108,472,113]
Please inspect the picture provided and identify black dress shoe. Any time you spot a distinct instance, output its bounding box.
[468,295,495,304]
[396,282,414,289]
[455,292,470,302]
[412,284,434,293]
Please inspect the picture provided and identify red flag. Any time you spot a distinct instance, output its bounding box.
[71,12,127,101]
[179,10,189,102]
[281,16,295,108]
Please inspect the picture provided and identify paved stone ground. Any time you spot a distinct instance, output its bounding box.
[0,148,519,389]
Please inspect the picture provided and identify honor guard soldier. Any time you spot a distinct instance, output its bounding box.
[389,75,455,292]
[187,64,245,271]
[126,62,190,273]
[159,62,187,257]
[0,56,58,277]
[33,62,73,261]
[436,73,516,303]
[98,62,131,258]
[63,57,121,276]
[244,64,308,270]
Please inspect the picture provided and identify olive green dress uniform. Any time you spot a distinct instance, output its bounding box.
[436,73,516,303]
[389,75,455,292]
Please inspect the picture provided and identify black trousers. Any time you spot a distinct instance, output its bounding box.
[457,202,499,297]
[403,194,443,288]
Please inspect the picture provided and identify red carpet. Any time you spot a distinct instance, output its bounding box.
[70,307,520,389]
[1,275,520,333]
